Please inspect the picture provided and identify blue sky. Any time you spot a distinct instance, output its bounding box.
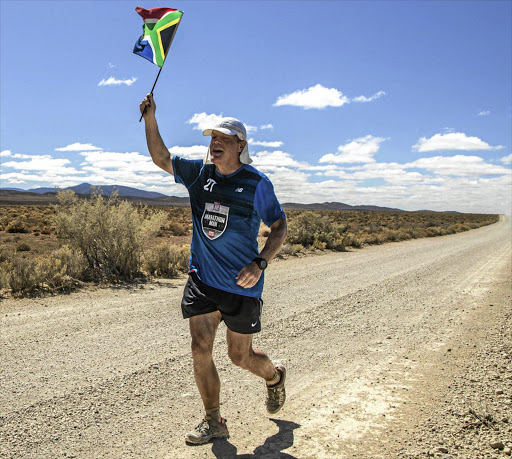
[1,0,511,213]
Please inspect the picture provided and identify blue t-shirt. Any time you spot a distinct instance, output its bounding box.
[173,156,286,298]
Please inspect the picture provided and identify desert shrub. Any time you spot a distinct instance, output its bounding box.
[0,246,11,263]
[55,190,165,281]
[343,232,362,248]
[0,261,11,289]
[7,246,86,295]
[52,245,87,280]
[385,230,406,242]
[144,243,190,277]
[287,211,347,251]
[9,258,40,293]
[277,243,303,257]
[16,243,31,252]
[164,221,188,236]
[312,240,327,250]
[5,218,30,233]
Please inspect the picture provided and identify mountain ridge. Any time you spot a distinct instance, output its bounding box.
[0,183,428,212]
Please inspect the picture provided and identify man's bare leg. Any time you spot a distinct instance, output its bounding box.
[226,329,277,381]
[226,328,286,414]
[189,311,222,421]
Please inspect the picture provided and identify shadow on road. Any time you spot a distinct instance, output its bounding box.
[210,418,301,458]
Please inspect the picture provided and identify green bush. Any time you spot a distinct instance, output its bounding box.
[55,189,165,281]
[165,221,188,236]
[287,211,347,251]
[0,246,11,263]
[0,261,11,289]
[16,243,31,252]
[52,245,87,280]
[7,246,86,295]
[277,243,303,257]
[144,243,190,277]
[5,218,30,233]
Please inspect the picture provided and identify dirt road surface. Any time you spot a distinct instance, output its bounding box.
[1,216,511,458]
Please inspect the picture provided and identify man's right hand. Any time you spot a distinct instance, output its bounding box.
[140,93,156,119]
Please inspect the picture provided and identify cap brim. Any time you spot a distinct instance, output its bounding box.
[203,127,239,137]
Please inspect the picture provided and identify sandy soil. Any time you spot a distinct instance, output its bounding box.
[1,216,510,459]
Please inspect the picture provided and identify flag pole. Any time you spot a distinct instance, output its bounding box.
[138,12,184,123]
[139,67,163,122]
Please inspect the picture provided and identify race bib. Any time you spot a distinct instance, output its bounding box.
[202,202,229,240]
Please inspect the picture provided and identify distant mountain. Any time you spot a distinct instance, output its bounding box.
[22,183,168,199]
[282,201,403,212]
[0,184,403,211]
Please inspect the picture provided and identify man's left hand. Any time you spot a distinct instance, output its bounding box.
[236,262,262,288]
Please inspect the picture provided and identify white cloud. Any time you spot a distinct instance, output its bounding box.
[55,142,103,152]
[98,77,137,87]
[406,155,510,176]
[259,124,274,130]
[0,150,12,157]
[478,110,490,116]
[413,132,504,152]
[80,151,159,173]
[252,150,306,171]
[188,112,224,131]
[0,172,85,186]
[500,154,512,165]
[274,84,349,110]
[188,112,257,135]
[12,153,38,159]
[168,145,208,160]
[319,135,387,164]
[248,139,283,148]
[352,90,386,103]
[317,161,440,186]
[2,155,83,174]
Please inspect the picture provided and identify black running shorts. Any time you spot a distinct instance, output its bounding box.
[181,271,263,334]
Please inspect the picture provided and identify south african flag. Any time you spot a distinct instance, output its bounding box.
[133,7,183,68]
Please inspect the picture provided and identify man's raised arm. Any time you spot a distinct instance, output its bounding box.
[140,93,174,175]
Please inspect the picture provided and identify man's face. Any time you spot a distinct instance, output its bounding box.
[209,130,242,165]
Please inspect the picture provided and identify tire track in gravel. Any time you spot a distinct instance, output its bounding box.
[1,216,510,458]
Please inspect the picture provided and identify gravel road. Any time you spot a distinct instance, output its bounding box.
[1,216,510,459]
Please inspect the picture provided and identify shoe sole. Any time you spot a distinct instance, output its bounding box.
[185,431,229,445]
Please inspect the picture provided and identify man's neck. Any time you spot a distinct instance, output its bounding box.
[215,161,243,176]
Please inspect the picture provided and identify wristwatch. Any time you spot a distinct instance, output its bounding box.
[253,257,268,270]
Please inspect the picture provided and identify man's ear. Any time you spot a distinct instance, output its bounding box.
[239,140,247,152]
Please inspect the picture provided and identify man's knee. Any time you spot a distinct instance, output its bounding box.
[191,337,213,359]
[228,346,250,368]
[189,312,220,359]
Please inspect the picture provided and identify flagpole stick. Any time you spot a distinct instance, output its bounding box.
[139,67,163,122]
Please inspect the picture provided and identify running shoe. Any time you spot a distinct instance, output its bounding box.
[266,366,286,414]
[185,417,229,445]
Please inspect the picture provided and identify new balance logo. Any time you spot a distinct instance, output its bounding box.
[204,178,217,192]
[235,187,244,193]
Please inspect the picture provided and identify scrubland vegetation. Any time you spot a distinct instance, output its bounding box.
[0,193,499,297]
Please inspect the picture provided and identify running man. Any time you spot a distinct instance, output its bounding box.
[140,94,288,445]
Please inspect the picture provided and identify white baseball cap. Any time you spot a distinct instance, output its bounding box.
[203,117,252,165]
